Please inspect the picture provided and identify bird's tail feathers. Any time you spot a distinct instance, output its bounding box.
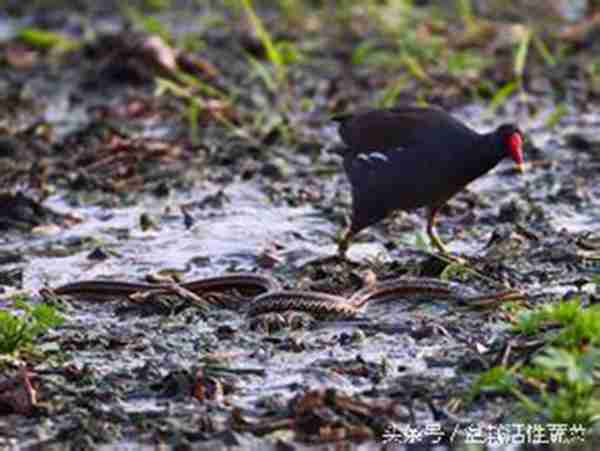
[330,112,353,123]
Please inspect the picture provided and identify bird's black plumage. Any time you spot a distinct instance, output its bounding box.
[333,106,523,241]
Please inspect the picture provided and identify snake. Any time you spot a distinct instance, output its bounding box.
[45,273,524,319]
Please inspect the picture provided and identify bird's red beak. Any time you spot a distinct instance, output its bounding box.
[508,133,524,173]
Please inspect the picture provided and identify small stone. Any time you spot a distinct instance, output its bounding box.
[87,247,109,261]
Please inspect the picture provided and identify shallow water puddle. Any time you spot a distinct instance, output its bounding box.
[13,182,334,289]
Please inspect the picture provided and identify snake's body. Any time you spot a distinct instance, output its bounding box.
[48,273,523,319]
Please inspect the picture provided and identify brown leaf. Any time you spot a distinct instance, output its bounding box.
[5,45,38,69]
[177,53,220,79]
[558,12,600,43]
[141,35,178,73]
[0,368,37,415]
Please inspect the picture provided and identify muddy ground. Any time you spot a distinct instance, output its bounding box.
[0,1,599,449]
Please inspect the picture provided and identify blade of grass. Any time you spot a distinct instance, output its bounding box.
[532,34,556,67]
[173,71,227,99]
[514,28,532,79]
[402,54,429,83]
[487,81,517,115]
[378,75,410,108]
[246,53,277,91]
[18,28,80,52]
[240,0,285,82]
[545,104,567,129]
[457,0,475,30]
[188,100,201,146]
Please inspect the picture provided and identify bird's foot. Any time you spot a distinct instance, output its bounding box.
[336,229,353,258]
[428,232,469,265]
[429,232,450,255]
[298,230,352,269]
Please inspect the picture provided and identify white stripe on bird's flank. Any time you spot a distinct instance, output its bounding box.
[369,152,389,161]
[356,152,390,165]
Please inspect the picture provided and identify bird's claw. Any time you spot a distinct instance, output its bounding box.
[429,231,450,255]
[337,229,353,257]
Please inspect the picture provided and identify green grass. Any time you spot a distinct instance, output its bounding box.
[457,0,475,30]
[241,0,287,85]
[128,11,173,43]
[0,298,64,354]
[470,299,600,426]
[487,81,518,115]
[154,76,232,145]
[18,28,80,52]
[142,0,172,12]
[112,0,572,149]
[446,50,491,78]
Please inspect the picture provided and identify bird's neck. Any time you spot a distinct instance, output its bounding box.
[461,133,505,181]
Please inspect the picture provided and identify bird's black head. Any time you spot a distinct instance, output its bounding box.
[494,123,524,172]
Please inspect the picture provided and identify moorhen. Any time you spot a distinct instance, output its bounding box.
[333,106,524,255]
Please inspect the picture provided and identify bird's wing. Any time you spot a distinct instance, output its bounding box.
[342,145,407,204]
[345,148,402,175]
[333,107,477,153]
[343,145,410,232]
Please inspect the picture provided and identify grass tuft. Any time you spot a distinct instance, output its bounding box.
[0,298,64,354]
[470,299,600,425]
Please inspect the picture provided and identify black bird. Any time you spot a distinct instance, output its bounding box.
[333,106,524,255]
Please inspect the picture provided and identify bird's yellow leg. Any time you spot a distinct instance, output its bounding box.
[427,206,450,255]
[337,228,353,257]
